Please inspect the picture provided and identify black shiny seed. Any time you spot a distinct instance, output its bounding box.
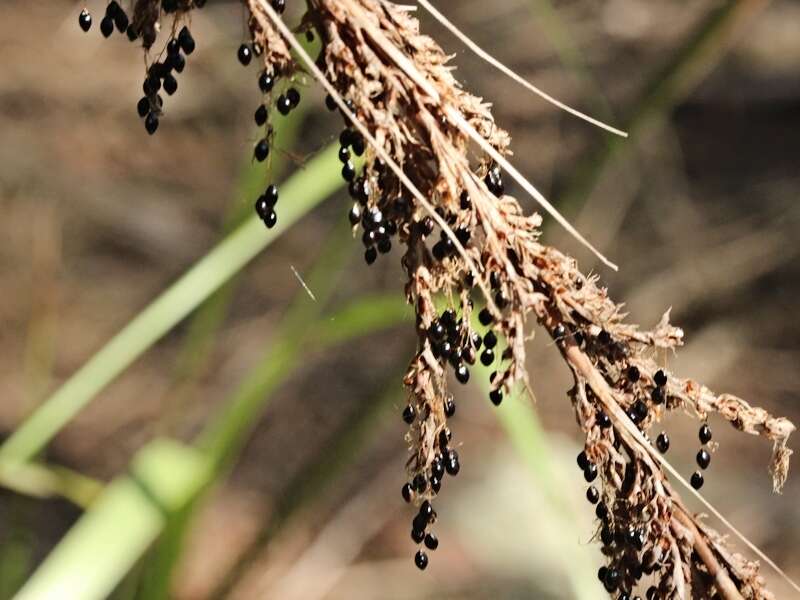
[411,528,425,544]
[480,348,494,366]
[583,463,598,482]
[351,135,365,156]
[654,369,667,387]
[445,449,460,475]
[254,139,269,162]
[586,485,599,504]
[424,533,439,550]
[428,320,445,341]
[105,1,120,17]
[600,526,613,545]
[377,238,391,254]
[162,73,177,95]
[483,330,497,349]
[271,0,286,12]
[431,457,444,480]
[167,39,180,56]
[254,104,268,126]
[254,196,270,220]
[656,432,669,453]
[651,386,665,405]
[178,26,195,54]
[429,476,441,493]
[699,423,712,444]
[348,204,361,226]
[237,44,252,66]
[276,94,292,115]
[136,97,150,118]
[489,389,503,406]
[287,87,301,107]
[697,449,711,469]
[338,147,350,163]
[460,191,471,210]
[78,9,92,32]
[577,451,589,471]
[169,52,185,73]
[691,471,704,489]
[341,161,356,182]
[325,94,337,111]
[401,483,412,503]
[444,398,456,417]
[454,364,470,384]
[632,400,648,422]
[414,550,428,570]
[144,112,159,135]
[418,500,433,521]
[595,502,608,521]
[627,366,640,382]
[339,128,356,148]
[597,411,611,428]
[364,246,377,265]
[604,568,620,592]
[478,308,493,327]
[100,16,114,37]
[412,474,427,493]
[598,566,608,582]
[402,404,415,424]
[258,71,275,94]
[262,210,277,229]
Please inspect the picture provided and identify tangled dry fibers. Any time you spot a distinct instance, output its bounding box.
[108,1,796,597]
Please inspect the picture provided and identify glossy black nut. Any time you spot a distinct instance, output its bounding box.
[595,502,608,521]
[690,471,704,490]
[276,94,292,115]
[654,369,667,387]
[430,476,441,493]
[254,104,268,126]
[627,365,640,382]
[697,449,711,469]
[480,348,494,366]
[656,432,669,453]
[271,0,287,14]
[445,449,460,475]
[402,404,415,424]
[414,550,429,570]
[338,147,350,163]
[136,97,150,118]
[401,483,412,503]
[412,474,427,493]
[178,26,195,54]
[325,94,337,111]
[377,238,391,254]
[286,87,301,108]
[651,386,665,405]
[100,16,114,38]
[262,210,277,229]
[258,71,275,94]
[163,73,178,95]
[583,463,598,482]
[364,246,377,265]
[444,398,456,417]
[418,500,434,521]
[424,533,439,550]
[483,330,498,349]
[478,308,493,326]
[699,423,712,444]
[596,411,611,428]
[577,451,589,471]
[411,528,425,544]
[586,485,599,504]
[78,9,92,32]
[254,139,269,162]
[489,389,503,406]
[603,568,620,592]
[454,364,470,384]
[144,112,159,135]
[237,43,252,66]
[341,161,356,182]
[633,400,648,421]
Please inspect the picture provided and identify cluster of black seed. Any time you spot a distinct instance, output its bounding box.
[79,2,200,136]
[401,422,459,570]
[254,185,279,229]
[428,309,476,385]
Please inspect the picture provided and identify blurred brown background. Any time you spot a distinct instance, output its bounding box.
[0,0,798,598]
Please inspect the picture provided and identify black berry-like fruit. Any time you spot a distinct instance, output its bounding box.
[338,147,350,163]
[455,364,469,384]
[402,404,415,424]
[632,399,648,422]
[577,451,589,471]
[271,0,287,13]
[401,483,412,503]
[254,104,267,126]
[411,528,425,544]
[596,411,611,428]
[348,204,361,226]
[489,389,503,406]
[287,87,301,108]
[699,423,712,444]
[254,195,270,220]
[424,533,439,550]
[412,474,427,493]
[264,184,278,206]
[78,9,92,32]
[351,135,365,156]
[444,397,456,417]
[275,94,291,115]
[105,1,120,17]
[237,44,252,66]
[586,485,599,504]
[654,369,667,387]
[651,386,665,405]
[364,246,377,265]
[691,471,704,490]
[697,448,711,469]
[603,568,620,592]
[136,97,150,118]
[144,112,159,135]
[325,94,337,111]
[254,139,269,162]
[113,8,128,33]
[478,308,493,326]
[418,500,433,521]
[100,16,114,38]
[595,502,608,521]
[583,463,598,482]
[414,550,429,570]
[656,432,669,453]
[627,366,640,382]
